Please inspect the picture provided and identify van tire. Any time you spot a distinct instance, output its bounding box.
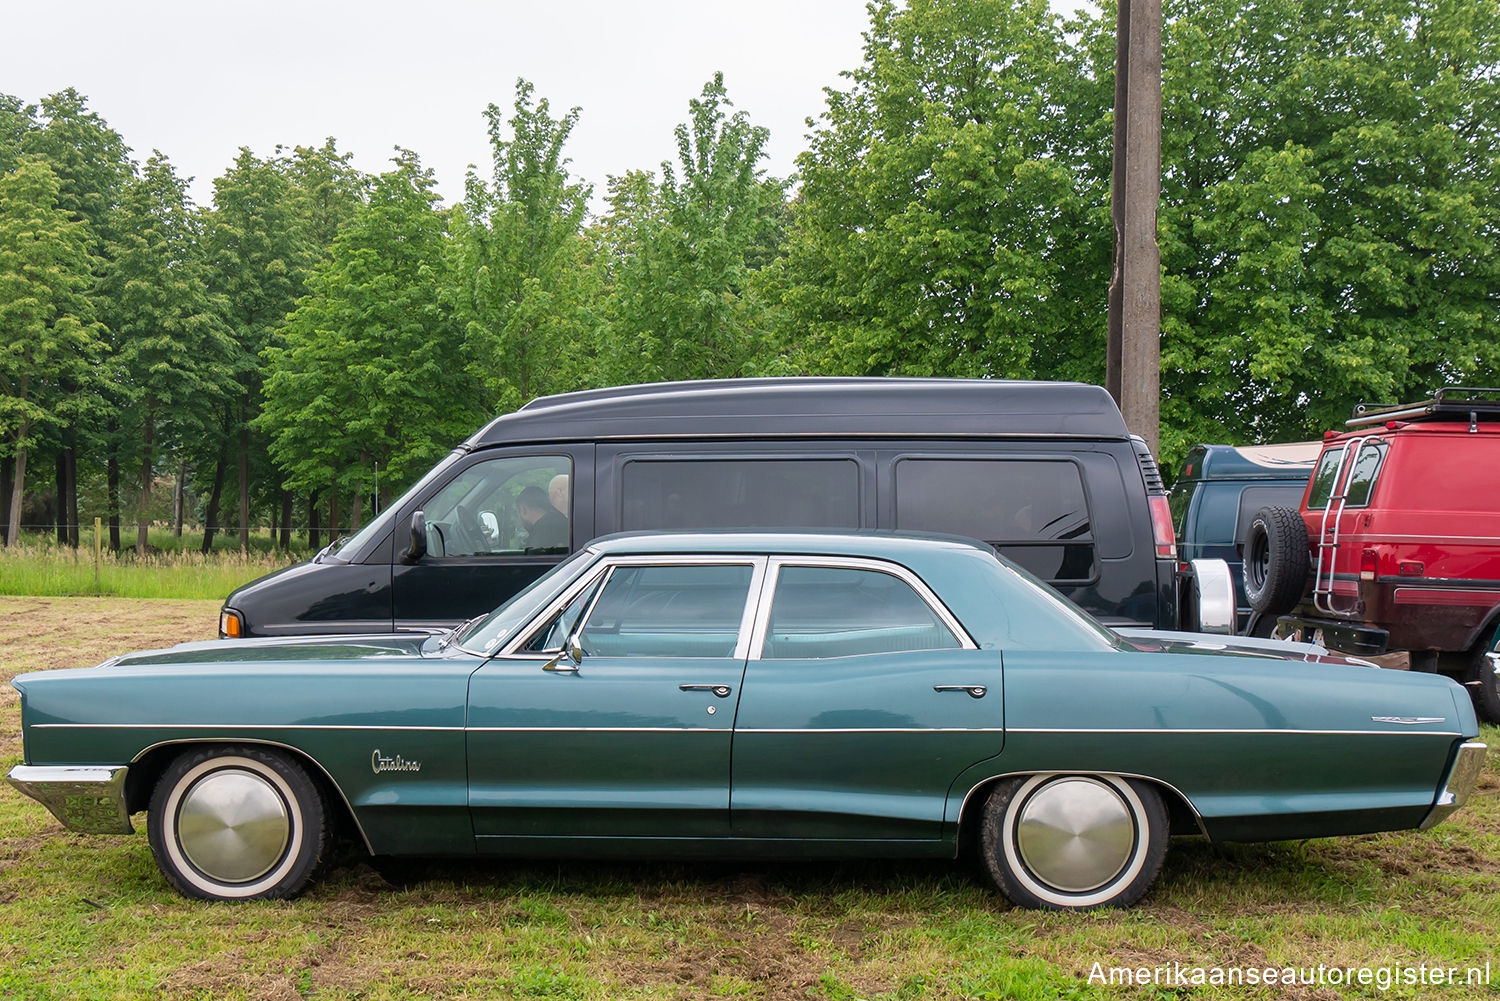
[1471,625,1500,724]
[1244,506,1309,615]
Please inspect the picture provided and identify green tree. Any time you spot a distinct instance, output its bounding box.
[259,151,470,523]
[600,73,786,383]
[0,158,106,544]
[101,153,236,553]
[22,89,135,547]
[778,0,1097,380]
[1155,0,1500,457]
[446,80,594,412]
[203,149,311,551]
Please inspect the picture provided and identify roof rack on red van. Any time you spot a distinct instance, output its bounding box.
[1346,386,1500,428]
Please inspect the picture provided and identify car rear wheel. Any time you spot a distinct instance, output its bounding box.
[148,745,330,901]
[1244,505,1310,615]
[979,774,1167,910]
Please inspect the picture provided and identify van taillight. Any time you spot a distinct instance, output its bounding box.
[1360,548,1378,581]
[1148,495,1177,560]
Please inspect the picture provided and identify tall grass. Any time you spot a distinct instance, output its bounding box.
[0,538,299,600]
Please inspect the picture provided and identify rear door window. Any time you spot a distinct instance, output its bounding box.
[893,458,1095,584]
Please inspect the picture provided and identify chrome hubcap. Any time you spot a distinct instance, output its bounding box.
[1015,777,1135,892]
[176,768,290,883]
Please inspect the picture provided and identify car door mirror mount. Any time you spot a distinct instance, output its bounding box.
[403,510,428,564]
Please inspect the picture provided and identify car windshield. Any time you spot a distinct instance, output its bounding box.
[987,551,1123,652]
[453,548,599,656]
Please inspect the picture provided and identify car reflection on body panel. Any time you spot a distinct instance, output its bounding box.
[6,532,1487,909]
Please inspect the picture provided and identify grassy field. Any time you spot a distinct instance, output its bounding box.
[0,538,296,600]
[1,597,1497,999]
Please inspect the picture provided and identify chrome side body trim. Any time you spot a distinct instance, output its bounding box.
[33,723,466,732]
[6,765,133,834]
[1419,741,1488,831]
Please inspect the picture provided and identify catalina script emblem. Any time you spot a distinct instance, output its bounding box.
[1370,716,1446,725]
[371,749,422,773]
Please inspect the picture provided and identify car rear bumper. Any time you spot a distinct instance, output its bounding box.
[1419,741,1488,831]
[6,764,133,834]
[1277,614,1390,656]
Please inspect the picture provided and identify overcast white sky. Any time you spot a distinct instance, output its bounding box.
[6,0,877,212]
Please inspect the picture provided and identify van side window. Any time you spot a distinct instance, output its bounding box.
[424,456,572,557]
[894,458,1096,584]
[762,565,961,659]
[620,459,860,531]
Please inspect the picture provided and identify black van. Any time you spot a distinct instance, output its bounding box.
[220,378,1214,637]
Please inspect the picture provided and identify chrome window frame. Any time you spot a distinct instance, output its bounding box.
[747,556,978,660]
[499,555,769,661]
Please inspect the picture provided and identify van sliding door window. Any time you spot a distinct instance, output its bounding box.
[423,455,573,557]
[894,458,1096,584]
[620,459,860,531]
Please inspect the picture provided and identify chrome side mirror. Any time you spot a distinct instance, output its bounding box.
[544,631,585,674]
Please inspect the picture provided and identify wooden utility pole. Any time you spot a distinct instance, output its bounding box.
[1106,0,1163,455]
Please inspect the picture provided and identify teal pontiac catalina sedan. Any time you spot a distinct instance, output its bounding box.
[7,532,1488,909]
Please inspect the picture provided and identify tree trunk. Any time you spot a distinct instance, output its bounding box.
[5,443,25,547]
[238,413,251,553]
[0,454,12,545]
[65,444,79,548]
[201,450,227,555]
[308,491,321,551]
[106,441,122,553]
[55,451,67,545]
[279,490,292,550]
[349,485,363,533]
[329,489,341,544]
[174,460,186,538]
[138,417,154,555]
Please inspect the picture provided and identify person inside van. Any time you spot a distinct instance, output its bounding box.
[518,485,569,551]
[548,473,570,517]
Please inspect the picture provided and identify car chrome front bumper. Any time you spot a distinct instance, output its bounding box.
[6,765,133,834]
[1419,741,1488,831]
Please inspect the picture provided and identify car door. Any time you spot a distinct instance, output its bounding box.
[730,558,1004,842]
[467,556,765,847]
[392,447,593,630]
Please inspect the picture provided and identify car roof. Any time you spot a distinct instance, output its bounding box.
[466,377,1129,447]
[1179,442,1321,481]
[583,529,996,561]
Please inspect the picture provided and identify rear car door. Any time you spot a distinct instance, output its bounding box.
[730,558,1004,842]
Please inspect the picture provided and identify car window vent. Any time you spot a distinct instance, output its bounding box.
[1129,435,1167,493]
[1349,387,1500,427]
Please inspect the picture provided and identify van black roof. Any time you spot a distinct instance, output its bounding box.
[466,377,1129,446]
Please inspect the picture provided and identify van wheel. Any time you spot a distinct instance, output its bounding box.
[1471,627,1500,724]
[1244,506,1309,615]
[148,745,330,901]
[979,774,1167,910]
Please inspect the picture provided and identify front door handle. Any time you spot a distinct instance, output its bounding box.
[679,684,733,698]
[934,684,987,699]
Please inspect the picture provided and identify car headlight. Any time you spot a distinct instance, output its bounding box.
[219,610,244,639]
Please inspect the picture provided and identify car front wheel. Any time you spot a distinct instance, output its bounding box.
[148,745,330,901]
[980,774,1167,910]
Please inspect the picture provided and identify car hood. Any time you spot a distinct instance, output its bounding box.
[101,631,443,669]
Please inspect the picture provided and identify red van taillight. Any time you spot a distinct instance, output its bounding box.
[1148,495,1177,560]
[1360,548,1379,581]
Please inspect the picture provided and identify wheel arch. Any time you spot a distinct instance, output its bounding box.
[125,738,370,853]
[954,770,1208,857]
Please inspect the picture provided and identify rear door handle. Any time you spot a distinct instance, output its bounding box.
[679,684,733,698]
[934,685,987,699]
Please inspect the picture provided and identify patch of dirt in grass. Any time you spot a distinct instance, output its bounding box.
[158,949,307,1001]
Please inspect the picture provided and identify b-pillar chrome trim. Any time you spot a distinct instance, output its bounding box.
[1419,741,1488,831]
[6,764,134,834]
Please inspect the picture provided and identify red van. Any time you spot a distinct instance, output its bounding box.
[1244,387,1500,720]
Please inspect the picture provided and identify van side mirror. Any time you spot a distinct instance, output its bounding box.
[403,510,428,563]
